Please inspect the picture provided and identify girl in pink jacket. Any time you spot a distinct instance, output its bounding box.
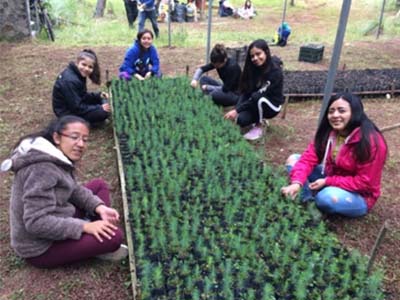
[281,92,387,217]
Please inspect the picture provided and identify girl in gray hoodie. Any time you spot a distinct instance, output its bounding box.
[1,115,127,268]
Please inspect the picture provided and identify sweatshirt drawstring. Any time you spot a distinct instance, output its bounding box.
[321,137,333,175]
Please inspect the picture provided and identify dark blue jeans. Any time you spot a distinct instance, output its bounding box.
[138,9,159,37]
[286,154,368,217]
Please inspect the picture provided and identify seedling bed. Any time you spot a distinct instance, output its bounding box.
[283,68,400,97]
[111,77,385,300]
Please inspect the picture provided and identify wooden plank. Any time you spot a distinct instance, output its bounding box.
[110,85,138,300]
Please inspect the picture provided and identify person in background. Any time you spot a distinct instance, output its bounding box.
[186,0,198,22]
[237,0,255,19]
[218,0,235,17]
[158,0,173,22]
[52,49,110,126]
[138,0,160,38]
[276,22,291,46]
[1,116,128,268]
[281,92,387,217]
[119,29,162,81]
[224,39,284,140]
[191,44,241,107]
[124,0,139,28]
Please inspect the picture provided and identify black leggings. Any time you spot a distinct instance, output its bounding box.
[81,108,110,124]
[236,97,281,127]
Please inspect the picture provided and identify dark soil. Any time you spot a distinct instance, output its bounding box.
[0,37,399,299]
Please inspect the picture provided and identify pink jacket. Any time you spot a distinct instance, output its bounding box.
[290,127,387,211]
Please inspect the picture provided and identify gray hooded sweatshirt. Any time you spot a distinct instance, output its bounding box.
[1,137,104,258]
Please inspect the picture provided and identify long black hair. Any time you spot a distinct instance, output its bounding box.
[239,39,273,94]
[77,49,101,85]
[14,116,90,148]
[244,0,252,9]
[315,92,387,163]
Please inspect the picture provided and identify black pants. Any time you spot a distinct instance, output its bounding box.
[124,0,138,27]
[236,96,281,127]
[199,76,239,107]
[81,108,110,125]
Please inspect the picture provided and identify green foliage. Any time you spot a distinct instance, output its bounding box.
[112,77,385,299]
[35,0,400,45]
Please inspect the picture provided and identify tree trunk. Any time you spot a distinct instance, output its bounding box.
[290,0,295,6]
[94,0,107,18]
[0,0,30,40]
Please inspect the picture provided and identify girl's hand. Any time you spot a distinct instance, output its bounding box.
[95,204,120,224]
[145,72,152,79]
[102,103,111,112]
[101,91,109,99]
[135,74,145,81]
[281,183,301,200]
[224,109,238,120]
[201,84,207,91]
[190,80,198,88]
[309,178,326,190]
[83,220,118,243]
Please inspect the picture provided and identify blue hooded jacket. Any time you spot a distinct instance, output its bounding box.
[119,40,160,76]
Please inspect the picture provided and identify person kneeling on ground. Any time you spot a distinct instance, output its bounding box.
[52,49,110,126]
[218,0,235,17]
[1,116,128,268]
[119,29,162,81]
[224,39,284,140]
[237,0,255,19]
[191,43,241,107]
[281,92,387,217]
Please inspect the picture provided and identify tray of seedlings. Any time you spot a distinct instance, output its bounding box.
[283,68,400,98]
[111,77,385,300]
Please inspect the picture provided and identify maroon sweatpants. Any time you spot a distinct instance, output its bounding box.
[26,178,124,268]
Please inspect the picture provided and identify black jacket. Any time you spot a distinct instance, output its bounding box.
[200,57,242,93]
[52,62,102,117]
[236,56,284,113]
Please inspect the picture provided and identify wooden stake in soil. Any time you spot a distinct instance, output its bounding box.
[381,123,400,132]
[186,65,190,77]
[280,95,289,119]
[367,221,388,275]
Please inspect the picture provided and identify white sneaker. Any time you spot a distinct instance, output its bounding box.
[243,126,263,140]
[96,244,128,261]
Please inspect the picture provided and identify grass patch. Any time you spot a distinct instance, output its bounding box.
[39,0,400,46]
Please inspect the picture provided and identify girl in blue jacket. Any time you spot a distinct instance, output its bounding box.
[119,29,162,81]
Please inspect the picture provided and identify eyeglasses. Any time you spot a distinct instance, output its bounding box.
[59,133,89,143]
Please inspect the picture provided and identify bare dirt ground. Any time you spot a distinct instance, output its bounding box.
[0,30,399,300]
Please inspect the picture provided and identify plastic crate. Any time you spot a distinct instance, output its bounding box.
[299,44,324,63]
[226,45,248,67]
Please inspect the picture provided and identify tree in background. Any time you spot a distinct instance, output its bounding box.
[94,0,107,17]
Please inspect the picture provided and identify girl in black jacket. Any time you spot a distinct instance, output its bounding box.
[224,39,284,140]
[191,43,242,107]
[52,49,110,125]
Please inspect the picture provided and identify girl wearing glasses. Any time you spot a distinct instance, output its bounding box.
[1,115,127,268]
[52,49,110,125]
